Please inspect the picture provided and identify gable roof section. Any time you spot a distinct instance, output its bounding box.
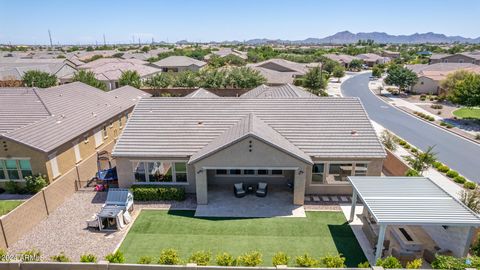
[185,88,219,98]
[152,56,207,68]
[349,176,480,226]
[1,82,150,152]
[189,113,313,164]
[112,98,385,159]
[241,84,317,98]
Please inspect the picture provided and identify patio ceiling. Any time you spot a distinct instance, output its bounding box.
[348,176,480,226]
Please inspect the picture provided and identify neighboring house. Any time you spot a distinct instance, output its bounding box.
[356,53,390,67]
[75,58,162,90]
[0,58,77,85]
[382,50,401,59]
[112,97,386,206]
[240,84,317,98]
[429,51,480,65]
[152,56,207,72]
[185,88,219,98]
[204,48,248,60]
[323,54,360,68]
[73,50,118,62]
[0,82,150,184]
[406,63,480,94]
[246,58,316,85]
[121,47,173,61]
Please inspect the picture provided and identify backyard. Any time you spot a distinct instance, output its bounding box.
[0,200,23,216]
[119,210,366,267]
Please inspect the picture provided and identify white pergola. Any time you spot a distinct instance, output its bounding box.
[348,176,480,262]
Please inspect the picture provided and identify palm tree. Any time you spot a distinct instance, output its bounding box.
[119,70,142,88]
[405,145,437,174]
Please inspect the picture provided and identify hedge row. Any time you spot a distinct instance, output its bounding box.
[132,185,186,201]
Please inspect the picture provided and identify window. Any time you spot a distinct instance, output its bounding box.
[230,169,241,175]
[257,169,268,175]
[19,160,33,178]
[94,128,103,147]
[0,161,5,179]
[354,163,368,176]
[312,163,325,183]
[133,161,187,183]
[327,163,352,183]
[243,169,255,175]
[49,154,60,179]
[5,160,19,180]
[175,162,187,182]
[73,142,81,163]
[271,170,283,175]
[216,169,227,175]
[102,125,108,139]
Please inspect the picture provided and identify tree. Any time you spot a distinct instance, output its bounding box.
[404,145,437,174]
[349,59,363,71]
[144,72,172,88]
[384,64,418,91]
[86,46,94,52]
[447,72,480,107]
[119,70,142,88]
[322,60,339,74]
[332,65,345,82]
[72,70,107,91]
[141,46,150,53]
[440,70,470,94]
[372,65,384,78]
[303,66,327,95]
[22,70,57,88]
[225,67,266,89]
[380,130,397,151]
[172,70,199,88]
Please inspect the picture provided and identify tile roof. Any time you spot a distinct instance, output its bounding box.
[0,82,150,152]
[113,97,385,159]
[189,113,313,164]
[184,88,219,98]
[78,58,161,81]
[240,84,317,98]
[152,56,207,68]
[407,63,480,81]
[323,54,360,64]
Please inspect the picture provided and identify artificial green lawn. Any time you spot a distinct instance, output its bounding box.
[119,210,366,267]
[453,107,480,119]
[0,200,23,216]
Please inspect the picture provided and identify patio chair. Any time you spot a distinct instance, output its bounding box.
[234,183,246,198]
[256,182,268,197]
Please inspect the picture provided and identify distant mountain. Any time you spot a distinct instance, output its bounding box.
[192,31,480,45]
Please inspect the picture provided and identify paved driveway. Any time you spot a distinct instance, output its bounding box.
[341,72,480,183]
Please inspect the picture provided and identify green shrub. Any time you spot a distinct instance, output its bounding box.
[471,236,480,256]
[440,121,447,126]
[406,258,423,269]
[399,140,407,146]
[431,255,466,270]
[80,253,97,263]
[188,250,211,266]
[453,176,466,184]
[5,180,20,194]
[24,174,48,194]
[405,169,420,177]
[358,261,370,268]
[237,251,262,267]
[216,252,236,266]
[464,181,477,190]
[51,252,70,262]
[476,133,480,140]
[158,248,181,265]
[446,170,459,178]
[376,256,402,268]
[132,185,186,201]
[431,104,443,109]
[105,251,125,263]
[446,123,454,128]
[137,256,153,264]
[470,256,480,268]
[20,249,41,262]
[428,116,435,121]
[295,253,319,267]
[410,148,418,153]
[437,165,450,173]
[320,254,346,268]
[272,252,289,266]
[432,161,443,168]
[403,143,411,149]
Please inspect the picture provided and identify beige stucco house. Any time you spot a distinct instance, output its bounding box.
[0,82,150,185]
[112,94,386,206]
[429,51,480,65]
[152,56,207,72]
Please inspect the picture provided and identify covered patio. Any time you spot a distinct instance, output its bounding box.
[347,176,480,265]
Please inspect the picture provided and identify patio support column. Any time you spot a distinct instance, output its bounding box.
[195,166,208,205]
[374,224,387,262]
[293,168,306,205]
[349,190,357,222]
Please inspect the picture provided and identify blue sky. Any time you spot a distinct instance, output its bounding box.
[1,0,479,44]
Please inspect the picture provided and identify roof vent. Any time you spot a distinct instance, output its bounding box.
[198,121,204,126]
[351,130,358,136]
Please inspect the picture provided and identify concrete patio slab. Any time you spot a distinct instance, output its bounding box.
[195,187,306,218]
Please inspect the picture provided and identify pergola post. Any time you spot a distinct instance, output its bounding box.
[374,224,387,262]
[349,190,357,222]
